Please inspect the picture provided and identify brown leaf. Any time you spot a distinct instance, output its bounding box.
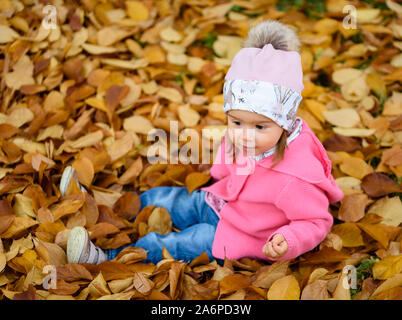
[57,263,93,282]
[189,252,210,267]
[361,172,401,197]
[113,246,148,265]
[13,284,37,300]
[67,84,96,102]
[51,196,85,221]
[147,207,172,235]
[251,260,290,289]
[82,192,99,228]
[323,134,361,152]
[49,279,80,295]
[105,85,129,121]
[219,274,251,296]
[63,58,84,82]
[169,262,185,299]
[301,280,330,300]
[63,109,95,141]
[338,193,369,222]
[0,199,15,234]
[133,272,154,295]
[0,123,18,139]
[34,239,67,266]
[192,279,220,300]
[185,172,211,194]
[1,217,38,239]
[300,247,350,265]
[113,192,141,220]
[117,157,143,185]
[96,232,131,249]
[88,222,120,239]
[97,204,127,229]
[357,222,398,249]
[96,261,135,281]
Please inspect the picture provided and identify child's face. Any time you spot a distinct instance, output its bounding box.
[227,110,284,156]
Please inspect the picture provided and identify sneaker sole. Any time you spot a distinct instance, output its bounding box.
[67,226,88,263]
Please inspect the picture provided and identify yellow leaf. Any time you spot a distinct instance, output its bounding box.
[372,255,402,280]
[366,73,387,99]
[332,223,365,247]
[267,275,300,300]
[126,1,149,21]
[1,217,38,239]
[88,272,111,298]
[144,45,166,64]
[339,157,374,179]
[85,97,108,113]
[371,273,402,298]
[185,172,211,194]
[357,222,392,249]
[368,196,402,227]
[307,268,329,285]
[304,99,327,123]
[0,253,6,273]
[10,249,41,274]
[34,239,67,266]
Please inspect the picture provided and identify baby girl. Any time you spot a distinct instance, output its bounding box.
[64,19,344,266]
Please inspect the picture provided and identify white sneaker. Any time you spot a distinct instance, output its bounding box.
[60,166,87,196]
[67,226,107,264]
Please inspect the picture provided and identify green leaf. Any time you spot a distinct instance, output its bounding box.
[230,5,245,13]
[175,74,183,86]
[204,31,218,48]
[195,86,205,94]
[361,0,391,11]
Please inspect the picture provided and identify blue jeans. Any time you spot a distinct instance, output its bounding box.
[105,186,223,265]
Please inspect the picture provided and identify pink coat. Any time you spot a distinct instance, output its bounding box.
[200,119,344,262]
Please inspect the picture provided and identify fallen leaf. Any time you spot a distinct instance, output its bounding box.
[337,193,369,222]
[361,172,401,197]
[332,223,365,247]
[372,255,402,280]
[267,275,300,300]
[185,172,211,194]
[367,196,402,227]
[301,280,330,300]
[219,274,251,296]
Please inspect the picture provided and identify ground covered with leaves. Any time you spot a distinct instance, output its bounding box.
[0,0,402,300]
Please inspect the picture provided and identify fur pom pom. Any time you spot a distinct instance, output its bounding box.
[243,19,301,52]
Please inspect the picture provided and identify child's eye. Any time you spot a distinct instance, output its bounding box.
[255,124,265,130]
[233,120,241,126]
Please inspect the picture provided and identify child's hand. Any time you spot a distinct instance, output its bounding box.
[262,234,288,259]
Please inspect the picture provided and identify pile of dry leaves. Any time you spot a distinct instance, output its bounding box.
[0,0,402,300]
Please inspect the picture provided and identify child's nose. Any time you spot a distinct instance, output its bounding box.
[243,127,255,138]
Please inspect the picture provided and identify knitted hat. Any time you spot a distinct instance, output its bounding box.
[223,20,304,133]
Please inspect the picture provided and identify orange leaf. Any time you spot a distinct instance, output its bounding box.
[185,172,211,194]
[219,273,251,295]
